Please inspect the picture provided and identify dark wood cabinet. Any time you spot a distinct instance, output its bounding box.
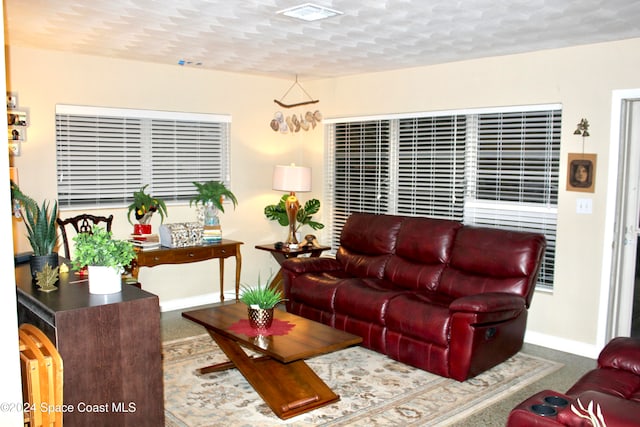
[15,262,164,427]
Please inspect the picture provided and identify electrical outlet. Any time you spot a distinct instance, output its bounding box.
[576,198,593,214]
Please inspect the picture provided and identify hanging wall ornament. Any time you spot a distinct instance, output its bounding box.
[270,76,321,134]
[299,115,310,131]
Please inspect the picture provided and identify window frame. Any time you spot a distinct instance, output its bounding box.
[325,103,561,289]
[55,104,231,211]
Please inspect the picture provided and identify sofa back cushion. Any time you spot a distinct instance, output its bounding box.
[438,226,546,305]
[337,213,404,279]
[384,217,461,290]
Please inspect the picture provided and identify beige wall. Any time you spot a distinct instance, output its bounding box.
[7,38,640,356]
[7,45,324,306]
[312,38,640,356]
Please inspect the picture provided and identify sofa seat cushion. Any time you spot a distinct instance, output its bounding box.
[333,278,407,325]
[288,272,356,312]
[566,367,640,400]
[385,292,454,347]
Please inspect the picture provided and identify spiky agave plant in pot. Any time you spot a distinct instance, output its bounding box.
[10,181,59,278]
[239,274,286,329]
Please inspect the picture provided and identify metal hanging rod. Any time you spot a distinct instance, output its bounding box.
[274,76,319,109]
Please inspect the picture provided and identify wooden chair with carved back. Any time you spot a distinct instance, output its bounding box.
[56,214,114,260]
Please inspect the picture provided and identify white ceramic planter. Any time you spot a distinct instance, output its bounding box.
[87,265,122,294]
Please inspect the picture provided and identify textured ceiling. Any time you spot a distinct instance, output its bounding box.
[5,0,640,80]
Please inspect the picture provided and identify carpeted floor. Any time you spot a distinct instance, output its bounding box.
[163,334,562,426]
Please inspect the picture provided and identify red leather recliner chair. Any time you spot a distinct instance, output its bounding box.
[507,337,640,426]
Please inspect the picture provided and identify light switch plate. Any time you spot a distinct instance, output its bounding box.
[576,198,593,214]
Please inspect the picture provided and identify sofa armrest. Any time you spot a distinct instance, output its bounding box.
[450,292,526,313]
[557,390,640,426]
[597,336,640,375]
[281,257,343,274]
[508,389,640,427]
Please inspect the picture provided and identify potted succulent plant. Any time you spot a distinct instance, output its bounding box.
[72,225,136,294]
[10,181,59,278]
[239,276,285,329]
[264,195,324,233]
[126,184,168,234]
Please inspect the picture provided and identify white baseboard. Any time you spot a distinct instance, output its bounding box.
[159,292,237,312]
[525,330,600,359]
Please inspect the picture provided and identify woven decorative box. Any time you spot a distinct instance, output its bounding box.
[158,222,203,248]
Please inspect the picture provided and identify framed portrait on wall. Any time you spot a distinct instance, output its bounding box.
[7,109,28,147]
[567,153,597,193]
[6,93,17,109]
[7,110,27,126]
[8,126,25,141]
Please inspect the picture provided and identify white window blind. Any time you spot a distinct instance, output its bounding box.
[397,116,466,220]
[464,109,561,288]
[327,120,390,248]
[55,105,231,209]
[149,119,228,201]
[472,111,560,204]
[326,105,560,289]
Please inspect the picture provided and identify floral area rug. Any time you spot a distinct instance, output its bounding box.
[163,334,561,426]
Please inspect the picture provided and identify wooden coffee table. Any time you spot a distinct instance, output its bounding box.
[182,302,362,420]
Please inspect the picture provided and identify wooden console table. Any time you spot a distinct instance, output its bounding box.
[255,243,331,292]
[15,261,164,427]
[132,239,243,301]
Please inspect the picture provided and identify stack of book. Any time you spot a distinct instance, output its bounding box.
[202,224,222,243]
[129,233,162,250]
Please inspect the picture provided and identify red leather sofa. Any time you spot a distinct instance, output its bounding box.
[507,337,640,426]
[281,212,546,381]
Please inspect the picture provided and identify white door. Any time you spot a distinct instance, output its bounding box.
[612,99,640,337]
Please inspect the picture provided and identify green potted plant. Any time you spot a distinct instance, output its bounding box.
[10,181,59,278]
[72,225,136,294]
[126,184,168,234]
[190,181,238,242]
[189,180,238,213]
[239,275,285,329]
[264,194,324,234]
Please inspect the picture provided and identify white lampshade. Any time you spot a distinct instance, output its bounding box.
[272,164,311,192]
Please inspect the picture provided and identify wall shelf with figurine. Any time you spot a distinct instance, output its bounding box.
[7,92,27,156]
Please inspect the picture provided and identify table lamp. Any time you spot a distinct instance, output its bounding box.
[272,164,311,247]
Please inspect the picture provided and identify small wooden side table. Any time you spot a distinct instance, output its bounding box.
[255,243,331,293]
[132,239,243,301]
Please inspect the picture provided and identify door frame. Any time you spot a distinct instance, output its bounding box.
[600,88,640,345]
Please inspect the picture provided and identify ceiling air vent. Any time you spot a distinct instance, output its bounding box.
[277,3,343,22]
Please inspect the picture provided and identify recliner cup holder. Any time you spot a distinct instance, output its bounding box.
[530,404,557,416]
[543,395,569,407]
